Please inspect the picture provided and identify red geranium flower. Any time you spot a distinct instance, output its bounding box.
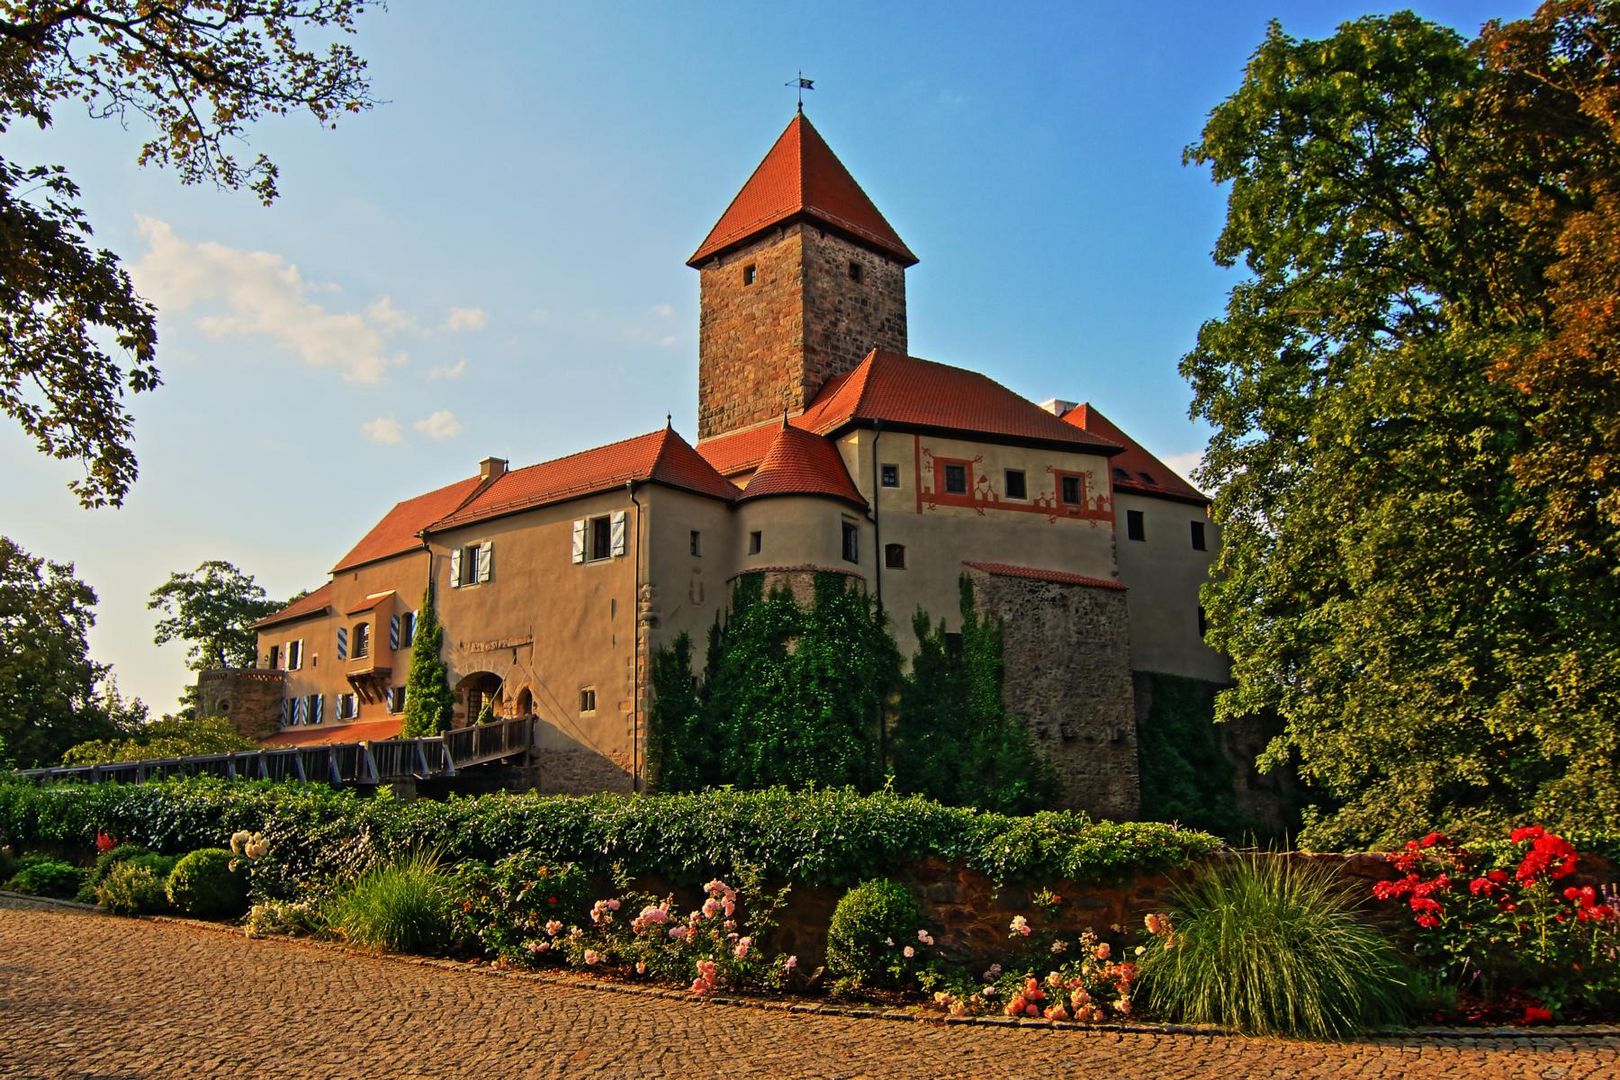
[95,831,117,853]
[1510,825,1545,844]
[1522,1006,1553,1025]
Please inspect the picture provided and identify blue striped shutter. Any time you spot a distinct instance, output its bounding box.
[336,626,348,660]
[281,698,292,725]
[389,614,400,650]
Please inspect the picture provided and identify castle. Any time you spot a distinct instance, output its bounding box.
[219,112,1225,818]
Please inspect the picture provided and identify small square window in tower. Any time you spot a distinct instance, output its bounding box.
[590,516,612,561]
[742,264,757,285]
[1005,469,1027,500]
[748,530,762,555]
[943,463,968,494]
[841,520,859,564]
[1191,520,1207,551]
[579,688,597,714]
[880,463,899,488]
[884,543,906,569]
[848,260,863,283]
[1127,509,1146,542]
[1060,475,1083,505]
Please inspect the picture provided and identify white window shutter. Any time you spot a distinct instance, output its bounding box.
[572,519,586,564]
[336,626,348,660]
[293,639,303,670]
[478,540,493,582]
[611,511,628,557]
[450,547,463,587]
[389,615,400,651]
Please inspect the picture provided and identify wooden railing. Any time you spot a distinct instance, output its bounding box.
[12,715,534,787]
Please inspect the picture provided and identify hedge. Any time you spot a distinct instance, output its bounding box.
[0,779,1223,900]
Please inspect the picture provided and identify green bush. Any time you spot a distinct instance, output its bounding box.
[5,857,85,899]
[243,899,320,939]
[96,861,170,914]
[1136,854,1411,1038]
[0,779,1224,904]
[825,878,925,987]
[165,848,248,918]
[323,850,453,954]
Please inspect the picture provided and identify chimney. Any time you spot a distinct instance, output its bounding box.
[479,456,508,481]
[1038,398,1078,417]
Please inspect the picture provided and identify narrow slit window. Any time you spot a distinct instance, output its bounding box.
[690,530,702,557]
[748,530,762,555]
[1127,509,1146,542]
[1191,520,1207,551]
[743,264,757,285]
[841,520,859,564]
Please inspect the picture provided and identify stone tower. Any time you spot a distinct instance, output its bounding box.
[688,112,918,439]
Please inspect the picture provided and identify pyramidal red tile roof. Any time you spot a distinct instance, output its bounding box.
[688,112,917,268]
[1061,403,1207,505]
[963,561,1127,592]
[331,475,485,573]
[433,427,737,530]
[253,580,337,630]
[798,350,1124,452]
[736,422,868,509]
[697,419,803,477]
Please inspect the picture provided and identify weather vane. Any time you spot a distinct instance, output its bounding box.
[787,71,814,111]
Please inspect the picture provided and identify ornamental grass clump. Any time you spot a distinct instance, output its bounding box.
[1136,854,1410,1039]
[323,850,453,954]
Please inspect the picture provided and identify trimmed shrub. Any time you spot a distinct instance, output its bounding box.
[1136,854,1411,1038]
[166,848,249,918]
[6,857,85,899]
[323,850,453,954]
[96,861,170,914]
[825,878,925,987]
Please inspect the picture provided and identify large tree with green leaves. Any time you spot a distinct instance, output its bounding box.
[0,535,121,766]
[0,0,376,507]
[149,560,283,671]
[1186,2,1620,846]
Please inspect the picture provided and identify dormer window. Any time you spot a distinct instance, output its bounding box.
[743,264,757,285]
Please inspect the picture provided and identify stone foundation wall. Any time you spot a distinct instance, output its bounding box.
[196,668,285,740]
[536,747,634,796]
[965,567,1139,819]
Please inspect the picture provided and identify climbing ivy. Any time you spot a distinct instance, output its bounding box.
[1134,671,1250,839]
[890,576,1057,815]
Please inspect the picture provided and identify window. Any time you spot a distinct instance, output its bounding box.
[307,694,324,725]
[352,621,370,659]
[943,463,968,494]
[287,639,303,670]
[880,463,899,488]
[386,686,406,714]
[590,516,612,561]
[268,644,280,670]
[1127,509,1146,542]
[1004,469,1027,500]
[1113,467,1130,482]
[841,520,860,564]
[848,260,863,283]
[579,688,597,714]
[573,512,627,563]
[743,264,757,285]
[884,543,906,569]
[337,693,357,720]
[1060,475,1082,505]
[400,611,416,647]
[690,529,702,556]
[451,542,492,586]
[1191,520,1207,551]
[748,530,762,555]
[1138,471,1156,485]
[1197,606,1208,637]
[462,544,480,585]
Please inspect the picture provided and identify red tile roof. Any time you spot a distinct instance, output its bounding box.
[345,591,396,617]
[696,421,784,478]
[331,475,485,573]
[688,112,917,268]
[1061,403,1207,505]
[253,580,337,630]
[259,717,403,747]
[798,350,1124,452]
[433,427,738,530]
[963,561,1127,591]
[736,423,868,509]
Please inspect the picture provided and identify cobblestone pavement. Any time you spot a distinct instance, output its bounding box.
[2,900,1617,1079]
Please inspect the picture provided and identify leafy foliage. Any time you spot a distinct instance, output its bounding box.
[1135,672,1250,838]
[0,536,121,767]
[0,0,377,506]
[61,714,256,766]
[165,847,248,918]
[4,856,83,898]
[0,779,1222,902]
[824,878,925,987]
[891,576,1056,814]
[148,561,283,671]
[1137,855,1412,1038]
[95,860,169,915]
[1185,5,1620,846]
[401,585,453,738]
[322,849,454,953]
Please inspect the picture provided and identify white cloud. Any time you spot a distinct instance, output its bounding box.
[414,410,463,441]
[427,358,468,381]
[361,417,404,445]
[443,306,488,332]
[367,296,421,335]
[649,303,674,318]
[130,216,410,383]
[1161,450,1205,487]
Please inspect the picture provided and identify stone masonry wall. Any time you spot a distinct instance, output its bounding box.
[966,567,1140,819]
[696,224,906,439]
[196,668,285,740]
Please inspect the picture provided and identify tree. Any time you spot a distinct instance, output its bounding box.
[1184,4,1620,846]
[149,560,283,671]
[0,1,376,507]
[0,535,119,766]
[60,712,252,765]
[401,583,453,737]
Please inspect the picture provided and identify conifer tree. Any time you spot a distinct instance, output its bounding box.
[401,584,453,737]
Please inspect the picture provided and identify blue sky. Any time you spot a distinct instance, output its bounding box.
[4,0,1535,712]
